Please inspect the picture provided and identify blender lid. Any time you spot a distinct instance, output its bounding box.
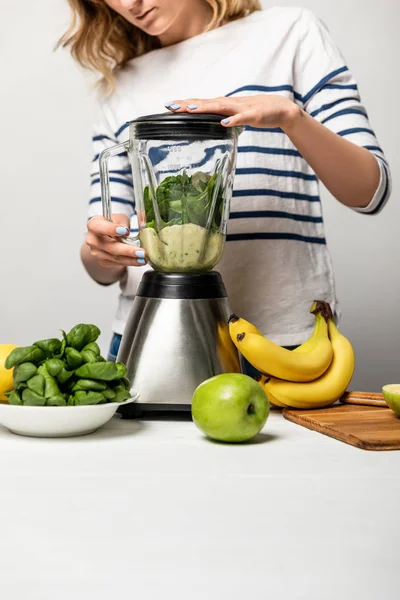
[128,112,239,140]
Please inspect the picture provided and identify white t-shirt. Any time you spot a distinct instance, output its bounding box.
[88,6,391,346]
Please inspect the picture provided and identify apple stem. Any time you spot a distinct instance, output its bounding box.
[247,403,255,415]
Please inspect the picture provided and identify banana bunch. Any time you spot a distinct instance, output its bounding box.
[229,301,355,410]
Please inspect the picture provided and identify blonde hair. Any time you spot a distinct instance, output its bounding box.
[58,0,261,93]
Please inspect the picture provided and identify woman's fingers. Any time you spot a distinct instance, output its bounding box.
[166,97,244,117]
[87,235,146,260]
[90,247,146,267]
[220,111,256,127]
[164,95,292,129]
[86,215,146,268]
[87,215,131,238]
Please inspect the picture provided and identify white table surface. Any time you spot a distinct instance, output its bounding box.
[0,409,399,600]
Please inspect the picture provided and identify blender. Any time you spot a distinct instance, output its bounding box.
[99,112,242,416]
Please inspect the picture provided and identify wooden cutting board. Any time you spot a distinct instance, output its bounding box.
[282,403,400,451]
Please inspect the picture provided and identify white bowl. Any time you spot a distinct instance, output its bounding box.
[0,393,139,438]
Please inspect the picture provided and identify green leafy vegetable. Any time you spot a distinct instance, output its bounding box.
[7,391,22,405]
[55,331,68,359]
[68,391,107,406]
[144,186,155,222]
[22,388,47,406]
[27,374,45,396]
[5,346,46,369]
[121,376,132,390]
[4,323,131,407]
[71,379,107,392]
[13,363,38,386]
[112,385,131,403]
[57,368,74,385]
[33,338,62,357]
[81,350,98,364]
[144,170,224,230]
[37,365,63,399]
[65,348,84,370]
[102,388,117,401]
[82,342,101,356]
[66,324,100,351]
[46,395,67,407]
[45,358,65,378]
[75,361,127,381]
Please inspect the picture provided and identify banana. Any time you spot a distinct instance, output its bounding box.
[228,314,263,338]
[293,303,323,354]
[265,318,355,409]
[231,303,333,382]
[216,321,241,373]
[254,375,286,408]
[255,374,269,387]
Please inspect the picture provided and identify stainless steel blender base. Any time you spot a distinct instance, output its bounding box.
[116,272,240,417]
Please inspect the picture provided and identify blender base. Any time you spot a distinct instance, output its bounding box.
[117,403,192,420]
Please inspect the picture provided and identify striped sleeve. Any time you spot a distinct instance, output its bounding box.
[294,9,391,215]
[88,104,135,221]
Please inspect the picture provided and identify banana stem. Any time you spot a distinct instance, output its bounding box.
[310,300,333,322]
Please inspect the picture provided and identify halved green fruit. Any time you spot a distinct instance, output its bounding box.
[382,384,400,417]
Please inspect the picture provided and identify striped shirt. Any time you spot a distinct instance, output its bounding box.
[89,6,391,346]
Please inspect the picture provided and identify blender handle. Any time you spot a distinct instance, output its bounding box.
[99,140,140,246]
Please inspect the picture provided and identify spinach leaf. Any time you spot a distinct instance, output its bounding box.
[75,361,126,381]
[13,363,38,386]
[112,385,131,403]
[22,388,47,406]
[54,331,68,359]
[37,365,63,400]
[68,391,106,406]
[144,170,224,231]
[27,374,45,397]
[33,338,62,357]
[144,186,155,222]
[45,358,65,377]
[5,346,45,369]
[57,368,74,385]
[71,379,107,392]
[65,348,84,370]
[66,324,100,351]
[7,391,22,405]
[81,349,98,364]
[82,342,101,356]
[102,388,117,401]
[46,395,67,407]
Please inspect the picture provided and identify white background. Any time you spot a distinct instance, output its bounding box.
[0,0,399,391]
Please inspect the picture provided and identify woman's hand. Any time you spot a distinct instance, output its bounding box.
[81,215,147,285]
[165,94,302,130]
[85,215,146,268]
[166,95,380,210]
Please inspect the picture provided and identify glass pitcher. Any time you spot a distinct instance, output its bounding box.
[99,113,242,273]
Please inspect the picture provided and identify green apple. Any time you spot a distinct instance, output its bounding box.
[382,384,400,417]
[191,373,270,443]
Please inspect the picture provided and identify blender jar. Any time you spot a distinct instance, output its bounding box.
[99,113,242,272]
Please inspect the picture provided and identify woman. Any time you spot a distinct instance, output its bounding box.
[60,0,391,361]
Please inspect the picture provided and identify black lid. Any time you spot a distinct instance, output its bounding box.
[128,112,236,141]
[136,270,227,299]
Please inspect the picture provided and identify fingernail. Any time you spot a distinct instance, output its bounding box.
[135,250,145,258]
[137,258,146,265]
[221,118,230,125]
[187,104,198,110]
[116,226,129,235]
[164,101,175,107]
[169,104,181,111]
